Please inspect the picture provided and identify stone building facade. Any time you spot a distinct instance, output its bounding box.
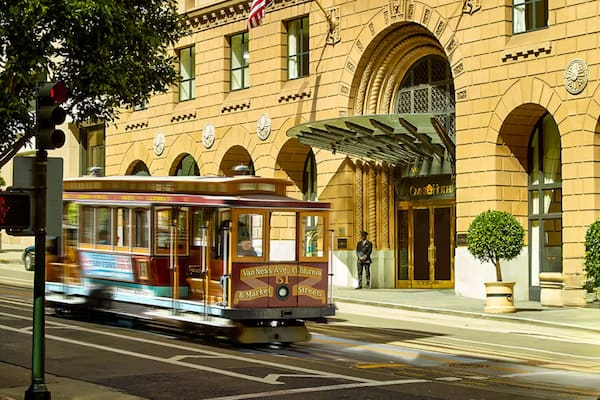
[104,0,598,305]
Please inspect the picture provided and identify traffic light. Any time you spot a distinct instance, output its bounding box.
[0,191,32,231]
[36,82,68,150]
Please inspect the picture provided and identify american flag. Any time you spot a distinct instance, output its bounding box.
[248,0,269,29]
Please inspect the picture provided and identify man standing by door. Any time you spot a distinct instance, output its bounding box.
[356,230,373,289]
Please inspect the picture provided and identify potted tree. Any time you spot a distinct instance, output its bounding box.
[584,219,600,303]
[466,209,525,313]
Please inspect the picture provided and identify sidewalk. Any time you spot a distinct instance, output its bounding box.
[333,287,600,333]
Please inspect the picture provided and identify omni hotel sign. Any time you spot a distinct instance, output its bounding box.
[395,175,455,201]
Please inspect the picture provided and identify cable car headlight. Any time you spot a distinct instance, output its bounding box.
[276,284,290,300]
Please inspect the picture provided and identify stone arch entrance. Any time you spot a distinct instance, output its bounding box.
[288,18,459,289]
[352,22,456,289]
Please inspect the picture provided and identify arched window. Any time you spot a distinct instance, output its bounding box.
[174,154,200,176]
[528,113,562,294]
[129,161,150,176]
[303,150,316,201]
[396,55,455,138]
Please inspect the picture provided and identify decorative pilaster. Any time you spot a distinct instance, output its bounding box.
[368,162,377,244]
[380,164,390,249]
[355,161,364,240]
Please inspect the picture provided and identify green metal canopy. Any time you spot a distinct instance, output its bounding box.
[286,114,455,176]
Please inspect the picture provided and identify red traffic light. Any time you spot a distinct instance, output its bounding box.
[38,82,68,105]
[49,83,68,104]
[0,191,32,231]
[37,82,68,150]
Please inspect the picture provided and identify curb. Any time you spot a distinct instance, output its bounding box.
[333,296,600,334]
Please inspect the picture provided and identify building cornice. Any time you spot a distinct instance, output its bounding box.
[185,0,311,32]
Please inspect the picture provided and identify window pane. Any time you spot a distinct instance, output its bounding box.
[237,213,263,257]
[288,55,299,80]
[543,189,561,214]
[270,212,296,261]
[231,35,243,68]
[81,206,94,244]
[231,69,243,91]
[302,215,324,258]
[180,48,193,80]
[116,208,129,247]
[155,208,188,253]
[134,208,149,248]
[179,82,191,102]
[513,0,526,33]
[542,116,561,183]
[534,0,548,29]
[96,208,111,245]
[542,218,562,273]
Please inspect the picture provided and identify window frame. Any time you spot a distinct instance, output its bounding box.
[179,46,196,101]
[232,209,267,262]
[287,15,310,80]
[230,31,249,91]
[298,211,329,263]
[513,0,548,34]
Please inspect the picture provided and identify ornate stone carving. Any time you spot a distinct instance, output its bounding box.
[153,132,165,156]
[565,59,588,95]
[202,123,215,149]
[257,113,272,140]
[462,0,481,15]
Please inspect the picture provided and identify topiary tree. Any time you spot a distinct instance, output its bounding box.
[466,210,525,282]
[584,219,600,290]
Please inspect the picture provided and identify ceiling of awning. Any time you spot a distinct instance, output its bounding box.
[286,114,455,174]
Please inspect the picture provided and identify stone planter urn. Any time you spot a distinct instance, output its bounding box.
[466,210,525,314]
[484,281,516,313]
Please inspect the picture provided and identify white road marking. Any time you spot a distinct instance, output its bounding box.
[204,379,430,400]
[0,310,376,385]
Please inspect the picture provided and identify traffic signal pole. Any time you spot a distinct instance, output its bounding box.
[25,148,51,400]
[25,81,68,400]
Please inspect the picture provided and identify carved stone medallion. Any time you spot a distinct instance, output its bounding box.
[257,113,271,141]
[202,123,215,149]
[153,132,165,156]
[565,59,588,95]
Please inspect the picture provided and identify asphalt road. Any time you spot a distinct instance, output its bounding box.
[1,284,599,400]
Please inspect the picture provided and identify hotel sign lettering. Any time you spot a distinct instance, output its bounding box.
[395,175,455,201]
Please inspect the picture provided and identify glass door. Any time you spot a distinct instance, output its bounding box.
[396,204,454,288]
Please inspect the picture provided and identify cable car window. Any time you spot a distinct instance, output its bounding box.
[81,205,94,244]
[133,208,150,249]
[154,207,188,255]
[237,213,263,257]
[270,211,296,261]
[301,214,325,258]
[116,208,130,247]
[96,207,111,245]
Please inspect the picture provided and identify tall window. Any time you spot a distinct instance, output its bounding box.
[80,124,105,176]
[528,113,562,293]
[179,46,195,101]
[513,0,548,34]
[287,16,309,80]
[230,32,249,91]
[303,150,316,201]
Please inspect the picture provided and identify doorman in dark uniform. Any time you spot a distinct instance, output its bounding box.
[356,230,373,289]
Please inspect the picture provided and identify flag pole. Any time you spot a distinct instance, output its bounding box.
[313,0,334,34]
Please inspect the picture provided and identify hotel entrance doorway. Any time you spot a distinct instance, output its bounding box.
[397,203,455,288]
